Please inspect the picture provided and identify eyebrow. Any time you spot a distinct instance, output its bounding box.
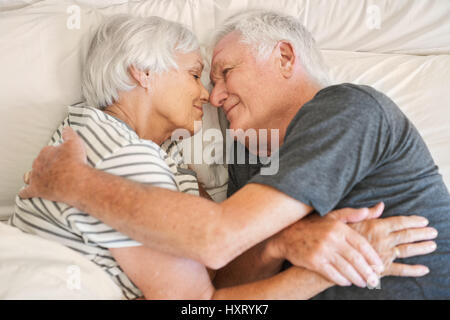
[192,60,204,71]
[210,61,224,85]
[211,61,223,77]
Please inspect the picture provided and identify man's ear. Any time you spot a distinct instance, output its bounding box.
[277,41,296,78]
[128,64,150,88]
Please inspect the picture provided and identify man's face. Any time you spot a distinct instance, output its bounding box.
[209,32,280,132]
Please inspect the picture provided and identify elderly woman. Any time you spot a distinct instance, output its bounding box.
[10,14,210,299]
[10,14,436,300]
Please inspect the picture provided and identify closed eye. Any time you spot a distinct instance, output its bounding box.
[223,68,232,77]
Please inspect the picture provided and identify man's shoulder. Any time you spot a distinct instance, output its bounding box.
[312,83,392,111]
[315,83,401,116]
[285,84,386,137]
[286,83,404,138]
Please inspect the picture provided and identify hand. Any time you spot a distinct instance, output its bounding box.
[269,203,386,288]
[350,215,437,279]
[19,126,88,202]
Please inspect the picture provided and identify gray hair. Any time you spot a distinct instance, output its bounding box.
[213,10,330,88]
[82,14,199,108]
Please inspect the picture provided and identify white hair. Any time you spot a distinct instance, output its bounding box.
[82,14,199,108]
[213,10,330,88]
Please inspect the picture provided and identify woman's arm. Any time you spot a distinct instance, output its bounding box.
[109,245,333,300]
[111,213,437,301]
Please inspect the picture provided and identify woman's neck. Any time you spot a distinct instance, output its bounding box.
[103,96,172,146]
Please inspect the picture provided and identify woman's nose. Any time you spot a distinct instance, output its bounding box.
[209,82,228,108]
[200,83,210,105]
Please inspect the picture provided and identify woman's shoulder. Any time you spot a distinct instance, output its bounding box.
[47,103,165,167]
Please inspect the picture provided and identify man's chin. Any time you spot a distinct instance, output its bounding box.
[228,120,245,132]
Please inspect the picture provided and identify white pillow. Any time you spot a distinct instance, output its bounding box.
[214,0,450,55]
[323,50,450,188]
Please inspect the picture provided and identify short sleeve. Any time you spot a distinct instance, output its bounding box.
[64,143,178,249]
[250,84,391,215]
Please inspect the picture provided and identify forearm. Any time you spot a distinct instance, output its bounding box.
[212,266,334,300]
[214,238,284,288]
[64,164,223,266]
[60,166,311,269]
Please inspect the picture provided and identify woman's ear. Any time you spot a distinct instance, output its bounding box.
[277,41,296,78]
[128,65,150,88]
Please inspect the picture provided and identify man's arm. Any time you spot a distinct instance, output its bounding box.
[20,127,383,286]
[20,129,312,269]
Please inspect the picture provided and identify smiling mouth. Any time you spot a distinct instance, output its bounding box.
[194,105,203,112]
[225,103,238,116]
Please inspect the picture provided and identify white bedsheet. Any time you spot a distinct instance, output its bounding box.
[0,222,123,299]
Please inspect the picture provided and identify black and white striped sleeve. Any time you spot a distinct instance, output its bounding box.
[65,143,178,249]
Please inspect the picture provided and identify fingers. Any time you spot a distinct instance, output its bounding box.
[23,171,31,185]
[384,215,429,232]
[331,255,366,287]
[391,227,438,246]
[386,263,429,277]
[329,202,384,224]
[322,263,352,287]
[395,241,437,259]
[341,241,380,288]
[346,229,384,272]
[18,186,34,199]
[366,202,384,219]
[62,126,78,142]
[329,207,369,223]
[62,127,87,160]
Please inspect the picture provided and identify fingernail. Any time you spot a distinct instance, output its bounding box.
[368,274,379,288]
[356,278,366,288]
[373,265,384,274]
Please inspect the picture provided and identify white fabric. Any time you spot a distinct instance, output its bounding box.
[0,221,124,299]
[214,0,450,55]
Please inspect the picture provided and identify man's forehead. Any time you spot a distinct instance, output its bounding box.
[211,32,243,73]
[213,32,242,57]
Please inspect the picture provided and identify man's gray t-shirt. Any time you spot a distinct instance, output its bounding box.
[228,83,450,299]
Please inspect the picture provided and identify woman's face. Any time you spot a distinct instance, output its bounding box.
[149,50,209,135]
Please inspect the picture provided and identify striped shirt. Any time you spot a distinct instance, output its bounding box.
[9,104,199,299]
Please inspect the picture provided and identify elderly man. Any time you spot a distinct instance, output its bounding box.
[20,10,448,299]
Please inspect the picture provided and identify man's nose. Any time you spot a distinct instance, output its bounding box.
[209,82,228,108]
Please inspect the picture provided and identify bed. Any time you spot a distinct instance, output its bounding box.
[0,0,449,299]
